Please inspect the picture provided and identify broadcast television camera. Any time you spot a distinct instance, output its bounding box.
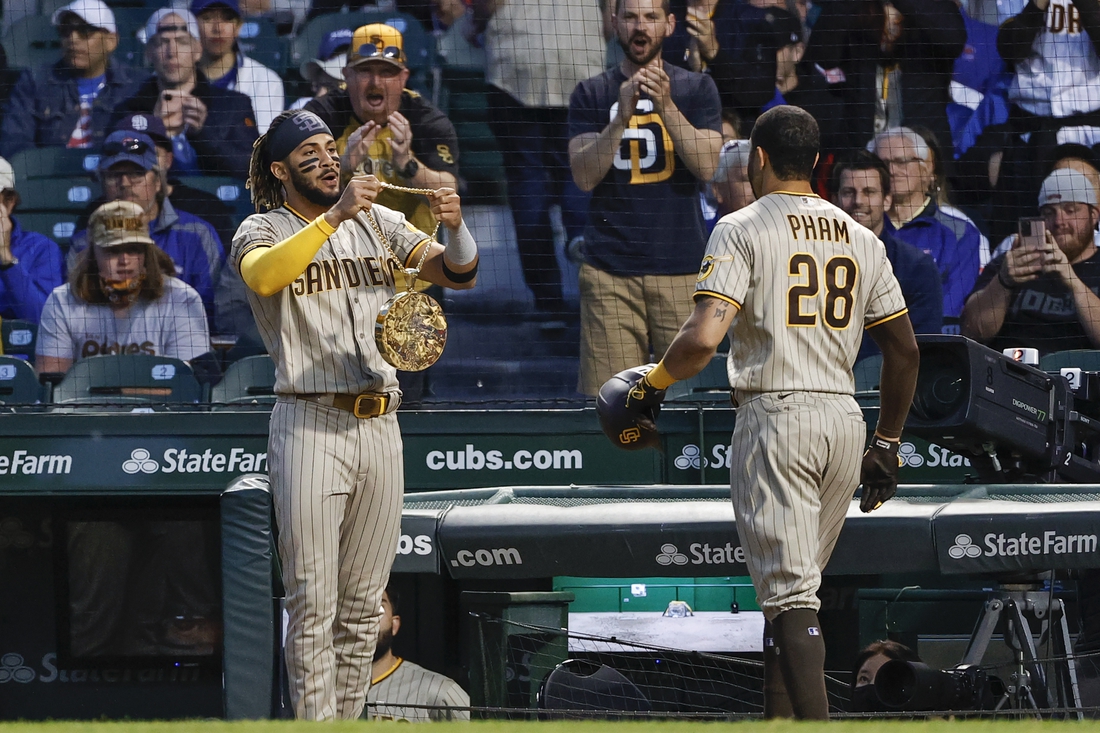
[905,335,1100,483]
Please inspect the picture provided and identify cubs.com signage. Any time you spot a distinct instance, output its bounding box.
[934,500,1100,574]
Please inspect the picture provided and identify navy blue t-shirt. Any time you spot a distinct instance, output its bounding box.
[568,64,722,276]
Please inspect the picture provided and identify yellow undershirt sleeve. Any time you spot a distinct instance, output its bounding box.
[645,361,678,390]
[239,215,337,297]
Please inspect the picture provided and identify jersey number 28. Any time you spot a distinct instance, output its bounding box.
[787,253,857,329]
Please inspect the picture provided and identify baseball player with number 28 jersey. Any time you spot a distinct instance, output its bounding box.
[598,106,920,719]
[233,110,479,721]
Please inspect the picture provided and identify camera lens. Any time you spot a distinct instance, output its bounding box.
[911,346,968,423]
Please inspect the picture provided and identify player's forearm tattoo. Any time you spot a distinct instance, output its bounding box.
[298,158,320,174]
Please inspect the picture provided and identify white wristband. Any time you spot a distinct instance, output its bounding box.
[443,220,477,266]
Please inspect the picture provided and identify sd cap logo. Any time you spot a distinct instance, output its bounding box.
[619,427,641,444]
[291,112,326,133]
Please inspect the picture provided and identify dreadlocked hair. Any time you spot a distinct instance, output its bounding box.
[247,110,300,213]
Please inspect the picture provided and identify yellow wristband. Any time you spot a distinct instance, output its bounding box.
[645,361,678,390]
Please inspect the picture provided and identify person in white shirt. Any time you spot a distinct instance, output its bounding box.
[191,0,285,132]
[37,200,210,373]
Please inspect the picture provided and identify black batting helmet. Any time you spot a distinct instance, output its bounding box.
[596,365,662,451]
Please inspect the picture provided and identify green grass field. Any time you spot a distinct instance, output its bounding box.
[2,721,1100,732]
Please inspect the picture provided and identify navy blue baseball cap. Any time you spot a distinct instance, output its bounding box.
[190,0,240,18]
[98,130,158,172]
[301,28,353,83]
[115,112,169,150]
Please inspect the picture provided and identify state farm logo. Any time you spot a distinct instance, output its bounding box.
[0,654,35,684]
[948,533,982,559]
[674,445,703,470]
[657,542,747,566]
[899,443,923,467]
[122,449,159,474]
[656,543,688,566]
[121,448,267,474]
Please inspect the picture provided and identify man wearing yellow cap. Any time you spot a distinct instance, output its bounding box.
[303,23,459,238]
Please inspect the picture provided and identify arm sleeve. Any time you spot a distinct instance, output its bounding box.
[0,69,38,159]
[0,233,65,324]
[998,0,1048,67]
[694,220,753,307]
[236,213,335,296]
[568,79,604,139]
[164,281,212,361]
[35,290,73,361]
[865,246,909,327]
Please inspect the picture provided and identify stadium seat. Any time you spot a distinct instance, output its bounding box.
[16,177,100,213]
[1,318,37,360]
[210,354,276,409]
[1039,349,1100,372]
[9,147,101,181]
[177,175,254,225]
[438,67,506,205]
[51,354,202,409]
[237,17,290,76]
[666,353,730,402]
[854,353,884,392]
[538,660,652,715]
[113,6,152,67]
[0,355,41,405]
[1,14,61,71]
[15,212,80,246]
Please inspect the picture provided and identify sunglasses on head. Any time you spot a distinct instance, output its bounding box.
[355,43,402,61]
[103,138,151,156]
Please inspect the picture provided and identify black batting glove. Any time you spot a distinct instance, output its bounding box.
[860,434,900,513]
[623,365,666,431]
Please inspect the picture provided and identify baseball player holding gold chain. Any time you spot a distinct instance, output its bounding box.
[598,106,920,719]
[232,109,478,720]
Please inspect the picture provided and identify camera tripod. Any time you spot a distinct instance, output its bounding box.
[960,583,1082,718]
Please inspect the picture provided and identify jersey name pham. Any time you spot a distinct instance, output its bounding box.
[292,255,401,296]
[786,214,851,245]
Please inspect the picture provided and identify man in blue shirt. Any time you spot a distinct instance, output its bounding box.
[831,152,943,361]
[870,126,986,321]
[568,0,722,395]
[0,0,140,158]
[0,157,65,325]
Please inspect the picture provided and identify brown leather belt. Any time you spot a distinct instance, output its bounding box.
[296,392,399,418]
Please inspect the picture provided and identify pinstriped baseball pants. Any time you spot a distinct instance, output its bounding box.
[269,396,404,721]
[729,391,864,622]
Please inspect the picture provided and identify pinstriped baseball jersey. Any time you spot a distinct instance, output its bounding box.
[695,192,907,394]
[366,659,471,722]
[230,204,431,394]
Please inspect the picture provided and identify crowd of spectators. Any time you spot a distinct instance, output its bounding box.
[1,0,1100,387]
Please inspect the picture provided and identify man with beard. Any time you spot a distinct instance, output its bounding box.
[363,586,469,721]
[962,168,1100,355]
[568,0,722,395]
[233,109,478,720]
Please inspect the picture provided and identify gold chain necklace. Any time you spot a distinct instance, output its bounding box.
[363,182,448,372]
